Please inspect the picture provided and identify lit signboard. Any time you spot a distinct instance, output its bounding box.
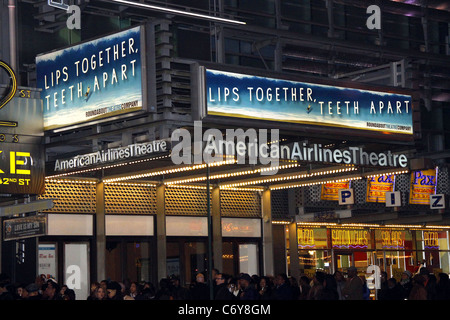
[409,168,437,205]
[321,182,349,201]
[375,229,407,249]
[36,26,145,130]
[203,69,413,136]
[297,227,328,249]
[366,174,395,203]
[331,228,370,249]
[0,89,45,195]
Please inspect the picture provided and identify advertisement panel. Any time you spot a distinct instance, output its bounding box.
[36,26,145,130]
[409,168,437,205]
[321,181,350,201]
[0,91,45,195]
[366,174,395,203]
[204,69,413,136]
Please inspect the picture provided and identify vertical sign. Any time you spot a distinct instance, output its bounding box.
[409,168,437,205]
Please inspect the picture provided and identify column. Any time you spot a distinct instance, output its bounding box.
[156,183,166,281]
[96,182,106,281]
[288,222,300,280]
[262,188,274,276]
[212,186,222,273]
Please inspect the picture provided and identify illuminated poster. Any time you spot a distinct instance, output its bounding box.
[366,174,395,203]
[204,69,413,136]
[409,168,437,205]
[321,182,349,201]
[36,26,144,130]
[297,227,328,249]
[331,228,370,249]
[375,229,409,250]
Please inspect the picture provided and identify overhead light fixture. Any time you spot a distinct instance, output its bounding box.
[111,0,246,25]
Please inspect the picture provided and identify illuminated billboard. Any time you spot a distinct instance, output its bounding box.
[202,69,413,136]
[36,26,145,130]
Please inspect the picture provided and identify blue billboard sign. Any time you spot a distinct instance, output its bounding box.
[36,26,144,130]
[204,69,413,136]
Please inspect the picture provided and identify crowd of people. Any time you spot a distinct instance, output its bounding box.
[1,266,450,301]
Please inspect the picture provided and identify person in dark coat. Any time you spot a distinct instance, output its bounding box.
[214,273,234,300]
[238,273,258,300]
[273,273,293,300]
[190,273,210,300]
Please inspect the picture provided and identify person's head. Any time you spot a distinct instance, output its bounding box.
[334,271,344,282]
[196,273,205,284]
[239,273,252,289]
[215,273,225,286]
[413,274,426,286]
[107,281,121,299]
[90,282,100,293]
[0,273,10,293]
[347,266,358,278]
[314,272,326,285]
[95,286,106,300]
[130,282,139,294]
[388,278,397,289]
[44,279,60,298]
[419,267,430,278]
[25,283,40,297]
[275,273,288,286]
[259,276,268,288]
[401,270,412,281]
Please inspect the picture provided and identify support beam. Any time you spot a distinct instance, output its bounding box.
[156,183,167,281]
[261,188,274,276]
[95,182,106,282]
[288,222,300,280]
[212,186,223,273]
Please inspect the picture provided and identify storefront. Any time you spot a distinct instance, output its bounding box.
[288,222,450,280]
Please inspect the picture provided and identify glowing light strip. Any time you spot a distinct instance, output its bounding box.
[103,159,236,183]
[165,163,299,185]
[222,166,358,189]
[270,176,362,191]
[111,0,246,25]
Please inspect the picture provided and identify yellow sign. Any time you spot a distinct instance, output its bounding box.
[423,231,439,249]
[409,169,437,205]
[366,174,394,203]
[331,229,370,249]
[321,182,349,201]
[298,228,315,248]
[380,230,405,248]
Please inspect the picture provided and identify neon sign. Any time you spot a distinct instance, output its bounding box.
[423,231,439,249]
[380,230,405,249]
[298,228,315,248]
[332,229,370,249]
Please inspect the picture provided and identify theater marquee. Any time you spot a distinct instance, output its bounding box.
[201,68,413,137]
